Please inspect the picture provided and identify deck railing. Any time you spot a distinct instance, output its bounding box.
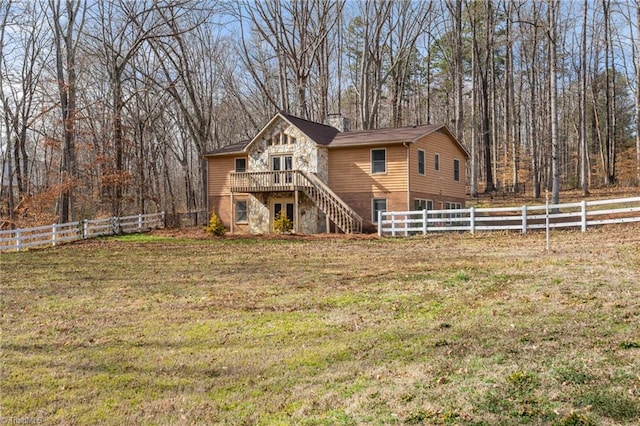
[230,170,362,233]
[230,171,301,192]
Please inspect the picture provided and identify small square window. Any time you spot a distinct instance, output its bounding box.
[371,149,386,174]
[288,135,296,144]
[235,158,246,173]
[235,200,247,222]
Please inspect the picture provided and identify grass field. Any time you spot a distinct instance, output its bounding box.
[1,225,640,425]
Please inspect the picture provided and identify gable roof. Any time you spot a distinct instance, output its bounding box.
[203,140,249,156]
[203,114,468,158]
[328,123,469,158]
[281,114,338,146]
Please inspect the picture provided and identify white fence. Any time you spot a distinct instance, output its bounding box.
[378,197,640,237]
[0,212,165,252]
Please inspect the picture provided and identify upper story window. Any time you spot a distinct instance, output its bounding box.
[267,132,297,146]
[268,133,281,146]
[434,154,440,171]
[454,159,460,181]
[235,158,246,173]
[417,149,425,175]
[371,148,386,174]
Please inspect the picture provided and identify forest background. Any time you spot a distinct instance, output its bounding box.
[1,0,640,228]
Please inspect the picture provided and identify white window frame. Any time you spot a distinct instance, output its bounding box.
[235,200,248,223]
[414,198,433,211]
[372,198,387,223]
[234,157,247,173]
[417,149,425,175]
[371,148,387,174]
[454,158,460,182]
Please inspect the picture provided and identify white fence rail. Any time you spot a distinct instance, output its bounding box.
[378,197,640,237]
[0,212,165,252]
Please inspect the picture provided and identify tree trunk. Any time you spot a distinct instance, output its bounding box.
[549,0,560,207]
[637,1,640,184]
[580,0,590,195]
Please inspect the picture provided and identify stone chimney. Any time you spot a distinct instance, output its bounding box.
[325,113,350,133]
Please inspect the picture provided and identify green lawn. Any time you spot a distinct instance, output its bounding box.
[1,227,639,425]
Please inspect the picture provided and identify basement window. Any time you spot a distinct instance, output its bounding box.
[235,200,247,223]
[372,198,387,223]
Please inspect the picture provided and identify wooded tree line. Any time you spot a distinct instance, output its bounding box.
[1,0,639,227]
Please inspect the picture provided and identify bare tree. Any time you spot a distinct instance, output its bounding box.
[549,0,560,206]
[637,1,640,184]
[601,0,616,184]
[446,0,464,140]
[149,4,222,216]
[580,0,590,195]
[387,1,432,127]
[240,0,343,121]
[89,0,194,215]
[0,1,49,214]
[48,0,86,223]
[469,0,495,193]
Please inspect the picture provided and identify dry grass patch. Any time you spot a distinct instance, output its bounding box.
[1,226,640,425]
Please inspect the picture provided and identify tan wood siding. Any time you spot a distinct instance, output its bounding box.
[208,195,232,227]
[328,145,408,194]
[337,191,408,231]
[409,132,467,199]
[208,155,247,197]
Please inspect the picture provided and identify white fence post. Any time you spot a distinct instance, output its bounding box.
[52,223,57,247]
[138,213,143,232]
[470,207,476,234]
[111,217,119,235]
[391,213,396,237]
[377,211,382,237]
[16,229,22,251]
[581,200,587,232]
[83,219,89,239]
[404,213,409,236]
[422,209,427,234]
[522,205,528,234]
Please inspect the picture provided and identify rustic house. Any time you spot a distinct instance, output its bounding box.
[204,112,469,234]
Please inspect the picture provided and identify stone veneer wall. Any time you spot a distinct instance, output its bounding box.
[248,194,269,234]
[247,192,324,234]
[245,118,328,233]
[248,121,322,176]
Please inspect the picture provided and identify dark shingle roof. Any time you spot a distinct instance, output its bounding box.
[203,140,249,156]
[202,114,468,158]
[282,114,338,146]
[328,124,445,147]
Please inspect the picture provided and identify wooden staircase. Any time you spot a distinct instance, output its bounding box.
[298,171,362,234]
